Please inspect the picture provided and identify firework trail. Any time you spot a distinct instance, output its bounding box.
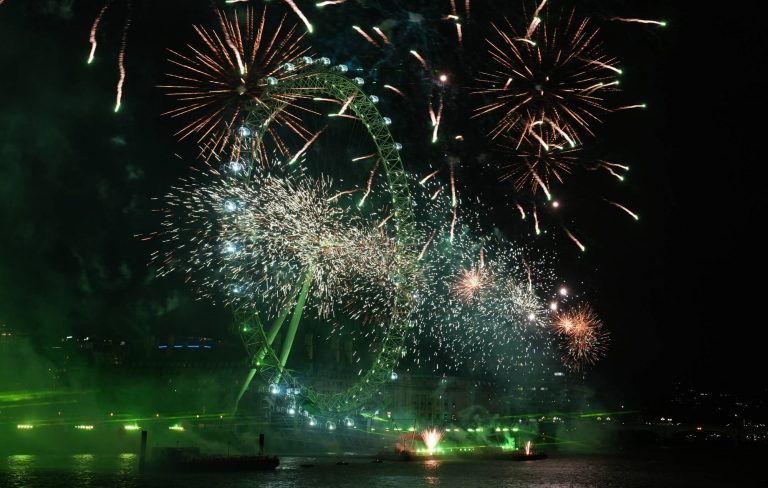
[383,84,406,98]
[316,0,347,7]
[563,227,585,252]
[429,94,444,143]
[353,25,380,48]
[88,1,113,64]
[590,161,629,181]
[615,103,647,111]
[605,200,639,220]
[516,203,526,220]
[283,0,313,33]
[113,4,130,112]
[409,50,429,70]
[609,17,667,27]
[372,26,392,46]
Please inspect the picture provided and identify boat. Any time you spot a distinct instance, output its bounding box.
[508,452,548,461]
[507,441,547,461]
[150,447,279,472]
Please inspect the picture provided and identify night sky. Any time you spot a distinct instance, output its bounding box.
[0,0,765,407]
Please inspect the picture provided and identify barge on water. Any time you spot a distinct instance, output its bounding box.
[150,447,279,472]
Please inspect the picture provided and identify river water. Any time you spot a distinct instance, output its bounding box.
[1,451,765,487]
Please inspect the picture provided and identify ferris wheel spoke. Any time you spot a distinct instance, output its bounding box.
[276,269,313,381]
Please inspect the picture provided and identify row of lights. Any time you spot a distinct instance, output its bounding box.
[16,423,196,431]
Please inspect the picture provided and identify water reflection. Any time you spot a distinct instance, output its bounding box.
[118,453,137,476]
[7,454,36,486]
[423,458,442,485]
[71,453,96,486]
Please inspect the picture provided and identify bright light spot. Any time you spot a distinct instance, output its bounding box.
[223,242,237,254]
[549,302,558,311]
[559,287,568,296]
[552,200,560,208]
[439,74,448,83]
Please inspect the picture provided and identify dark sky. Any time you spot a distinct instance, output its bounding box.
[0,0,765,406]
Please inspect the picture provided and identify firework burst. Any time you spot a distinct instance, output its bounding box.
[421,428,444,454]
[473,8,621,145]
[552,304,609,370]
[498,133,579,198]
[450,265,493,302]
[152,155,400,322]
[161,7,313,158]
[403,170,559,375]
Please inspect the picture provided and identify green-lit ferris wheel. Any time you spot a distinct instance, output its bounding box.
[230,59,418,416]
